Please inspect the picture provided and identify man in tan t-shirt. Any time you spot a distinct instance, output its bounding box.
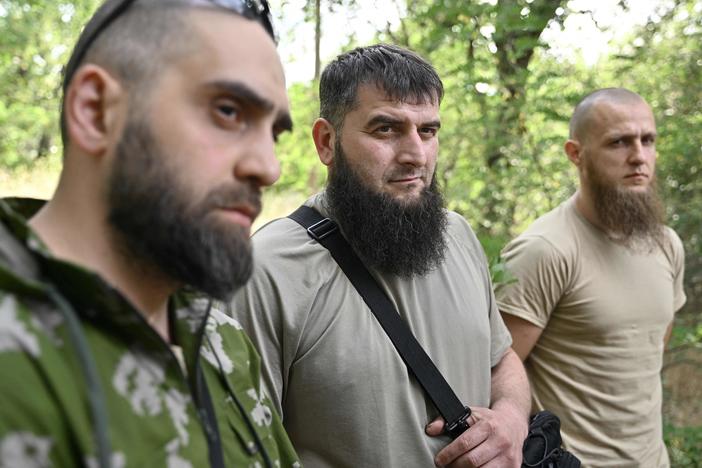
[496,88,686,467]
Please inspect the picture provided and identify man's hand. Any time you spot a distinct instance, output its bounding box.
[425,403,528,468]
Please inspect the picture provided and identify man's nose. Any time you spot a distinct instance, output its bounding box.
[396,131,428,167]
[234,129,281,188]
[627,140,647,165]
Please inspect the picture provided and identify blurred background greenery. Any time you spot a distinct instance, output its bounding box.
[1,0,700,464]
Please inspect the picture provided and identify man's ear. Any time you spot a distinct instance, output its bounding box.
[312,118,336,166]
[564,139,582,167]
[64,64,125,157]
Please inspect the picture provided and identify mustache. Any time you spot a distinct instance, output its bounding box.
[386,167,427,180]
[199,182,262,218]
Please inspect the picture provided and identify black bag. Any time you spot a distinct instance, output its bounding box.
[522,411,581,468]
[290,206,581,467]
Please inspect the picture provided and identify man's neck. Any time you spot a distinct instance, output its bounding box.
[573,188,603,231]
[29,194,176,343]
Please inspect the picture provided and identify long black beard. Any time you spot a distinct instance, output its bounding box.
[107,118,259,300]
[587,158,665,251]
[325,143,448,277]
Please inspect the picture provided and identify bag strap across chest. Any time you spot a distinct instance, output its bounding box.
[288,205,471,439]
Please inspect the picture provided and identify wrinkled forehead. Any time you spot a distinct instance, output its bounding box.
[583,99,655,138]
[350,83,439,114]
[185,10,286,96]
[360,81,439,106]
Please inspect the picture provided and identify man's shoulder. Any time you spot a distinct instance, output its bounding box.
[252,194,326,246]
[444,210,481,246]
[253,216,328,260]
[658,225,685,266]
[252,216,309,245]
[662,225,684,251]
[205,302,252,346]
[445,209,472,228]
[498,202,583,277]
[200,302,263,370]
[510,201,579,250]
[250,207,339,278]
[0,291,47,358]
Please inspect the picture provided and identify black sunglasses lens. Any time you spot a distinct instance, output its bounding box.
[219,0,275,37]
[68,0,276,85]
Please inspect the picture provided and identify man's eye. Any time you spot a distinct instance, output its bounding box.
[216,104,239,118]
[213,99,244,126]
[375,125,392,133]
[420,127,438,137]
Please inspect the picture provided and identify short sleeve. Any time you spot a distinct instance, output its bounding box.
[495,235,571,329]
[667,228,687,313]
[488,285,512,367]
[449,213,512,367]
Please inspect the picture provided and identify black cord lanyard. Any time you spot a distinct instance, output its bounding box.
[289,205,472,439]
[46,285,112,468]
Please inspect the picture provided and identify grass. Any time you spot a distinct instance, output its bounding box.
[0,159,61,199]
[666,424,702,467]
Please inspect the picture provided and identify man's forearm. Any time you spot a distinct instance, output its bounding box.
[490,347,531,419]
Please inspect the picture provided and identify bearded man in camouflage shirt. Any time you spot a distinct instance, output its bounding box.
[0,1,298,467]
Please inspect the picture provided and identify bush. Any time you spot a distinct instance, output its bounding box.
[665,424,702,467]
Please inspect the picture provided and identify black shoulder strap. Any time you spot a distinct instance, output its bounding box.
[289,205,471,439]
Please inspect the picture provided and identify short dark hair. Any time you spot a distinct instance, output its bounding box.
[60,1,241,148]
[319,44,443,130]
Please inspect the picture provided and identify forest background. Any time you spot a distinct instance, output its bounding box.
[1,0,701,464]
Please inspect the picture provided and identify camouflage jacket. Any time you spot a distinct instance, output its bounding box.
[0,198,300,468]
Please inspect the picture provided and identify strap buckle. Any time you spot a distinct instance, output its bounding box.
[307,217,338,241]
[444,406,472,439]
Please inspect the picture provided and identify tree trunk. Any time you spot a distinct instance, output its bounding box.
[314,0,322,80]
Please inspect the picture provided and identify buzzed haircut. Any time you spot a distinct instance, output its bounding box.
[319,44,444,130]
[569,87,647,140]
[60,0,202,147]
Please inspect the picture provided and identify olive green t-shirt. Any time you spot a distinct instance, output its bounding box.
[233,193,512,467]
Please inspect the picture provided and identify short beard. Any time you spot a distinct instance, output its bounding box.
[107,118,259,300]
[325,142,448,277]
[587,158,665,251]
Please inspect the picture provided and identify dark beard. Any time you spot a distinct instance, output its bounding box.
[107,118,259,300]
[587,158,665,251]
[325,142,448,277]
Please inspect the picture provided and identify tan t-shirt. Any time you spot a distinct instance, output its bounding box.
[232,193,512,468]
[496,196,686,468]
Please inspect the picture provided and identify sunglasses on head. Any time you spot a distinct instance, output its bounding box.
[63,0,275,88]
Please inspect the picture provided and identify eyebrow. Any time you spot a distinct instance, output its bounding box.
[365,114,441,129]
[605,130,657,140]
[205,80,293,133]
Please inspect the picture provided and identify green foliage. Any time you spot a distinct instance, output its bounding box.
[0,1,101,169]
[478,234,515,288]
[665,424,702,467]
[273,82,325,193]
[670,321,702,349]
